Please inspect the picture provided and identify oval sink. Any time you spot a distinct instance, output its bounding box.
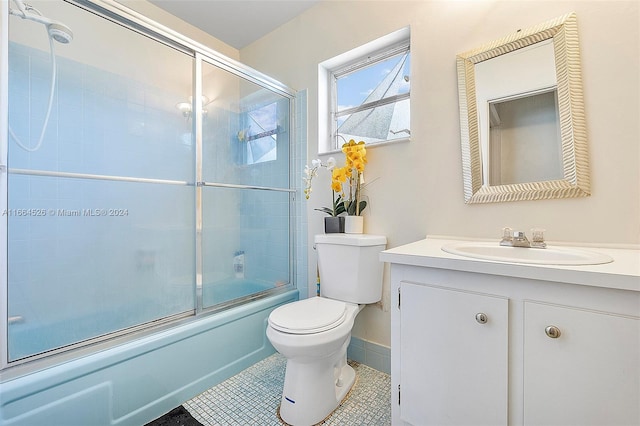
[441,242,614,265]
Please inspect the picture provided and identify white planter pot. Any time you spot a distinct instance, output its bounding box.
[344,216,364,234]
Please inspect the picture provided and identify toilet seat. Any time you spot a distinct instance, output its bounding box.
[269,297,347,334]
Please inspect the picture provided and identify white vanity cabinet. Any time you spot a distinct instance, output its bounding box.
[523,301,640,425]
[400,282,509,425]
[382,238,640,426]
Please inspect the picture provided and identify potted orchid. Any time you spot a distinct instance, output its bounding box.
[303,158,345,233]
[303,140,369,233]
[332,140,368,233]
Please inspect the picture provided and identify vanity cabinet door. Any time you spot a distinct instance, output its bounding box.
[399,281,509,426]
[524,301,640,426]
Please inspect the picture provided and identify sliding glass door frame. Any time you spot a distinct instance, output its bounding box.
[0,0,297,371]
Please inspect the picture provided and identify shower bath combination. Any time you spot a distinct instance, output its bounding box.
[2,0,300,423]
[7,0,73,152]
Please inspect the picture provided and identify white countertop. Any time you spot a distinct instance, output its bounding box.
[380,237,640,292]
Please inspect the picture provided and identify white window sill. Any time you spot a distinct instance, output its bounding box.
[318,137,410,156]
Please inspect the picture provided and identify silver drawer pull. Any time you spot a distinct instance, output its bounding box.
[475,313,488,324]
[545,325,561,338]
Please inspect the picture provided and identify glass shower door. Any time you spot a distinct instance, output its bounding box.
[199,58,292,309]
[6,0,196,361]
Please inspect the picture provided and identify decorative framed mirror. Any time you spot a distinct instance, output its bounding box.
[456,12,589,203]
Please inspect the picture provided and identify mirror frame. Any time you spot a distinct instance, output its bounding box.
[457,12,590,204]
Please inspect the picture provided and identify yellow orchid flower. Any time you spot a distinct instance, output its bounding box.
[336,139,368,216]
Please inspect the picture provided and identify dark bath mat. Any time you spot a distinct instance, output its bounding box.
[145,405,203,426]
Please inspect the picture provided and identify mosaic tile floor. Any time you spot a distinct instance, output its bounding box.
[184,353,391,425]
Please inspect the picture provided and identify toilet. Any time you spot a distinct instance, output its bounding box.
[266,234,386,426]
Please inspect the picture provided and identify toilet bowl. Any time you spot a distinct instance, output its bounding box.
[266,297,364,426]
[266,234,386,426]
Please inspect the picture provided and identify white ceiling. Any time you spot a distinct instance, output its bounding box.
[148,0,320,49]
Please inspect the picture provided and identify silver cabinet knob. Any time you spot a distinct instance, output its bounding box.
[475,313,488,324]
[545,325,561,338]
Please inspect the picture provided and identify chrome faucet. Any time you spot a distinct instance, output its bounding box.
[512,231,531,247]
[500,227,546,249]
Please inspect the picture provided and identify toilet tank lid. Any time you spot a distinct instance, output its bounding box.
[314,234,387,247]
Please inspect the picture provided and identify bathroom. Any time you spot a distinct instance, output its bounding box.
[1,0,638,425]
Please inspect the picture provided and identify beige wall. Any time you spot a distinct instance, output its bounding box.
[117,0,239,60]
[240,0,640,347]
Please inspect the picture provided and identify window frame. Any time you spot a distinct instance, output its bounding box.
[318,27,411,154]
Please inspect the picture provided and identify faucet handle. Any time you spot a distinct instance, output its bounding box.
[531,228,545,242]
[530,228,546,248]
[500,227,513,246]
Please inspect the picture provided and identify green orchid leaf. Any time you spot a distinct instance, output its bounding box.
[339,199,367,216]
[314,207,335,216]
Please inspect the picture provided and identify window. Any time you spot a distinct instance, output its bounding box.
[319,27,410,153]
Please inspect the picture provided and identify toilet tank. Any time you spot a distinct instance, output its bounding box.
[314,234,387,304]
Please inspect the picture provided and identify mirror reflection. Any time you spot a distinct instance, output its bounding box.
[488,90,563,186]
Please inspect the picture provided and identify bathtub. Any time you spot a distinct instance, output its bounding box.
[0,288,298,425]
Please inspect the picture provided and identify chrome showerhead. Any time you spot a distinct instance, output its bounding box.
[9,0,73,44]
[47,22,73,44]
